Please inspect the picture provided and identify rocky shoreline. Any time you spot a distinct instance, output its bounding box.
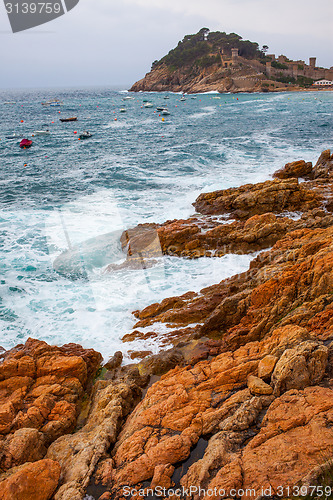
[1,150,333,499]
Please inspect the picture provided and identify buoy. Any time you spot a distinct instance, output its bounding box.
[115,118,117,121]
[51,121,54,124]
[24,164,27,166]
[74,131,77,134]
[237,98,238,100]
[32,134,34,137]
[20,120,24,123]
[162,117,165,122]
[78,138,81,141]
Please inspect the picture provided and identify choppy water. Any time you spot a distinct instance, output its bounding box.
[0,88,332,360]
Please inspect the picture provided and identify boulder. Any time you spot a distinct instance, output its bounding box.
[271,341,328,395]
[273,159,313,179]
[0,459,60,500]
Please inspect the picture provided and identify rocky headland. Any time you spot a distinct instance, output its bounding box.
[130,29,333,94]
[1,150,333,499]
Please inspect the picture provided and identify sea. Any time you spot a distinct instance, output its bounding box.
[0,88,332,362]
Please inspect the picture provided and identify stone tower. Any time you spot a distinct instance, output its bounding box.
[231,48,239,63]
[309,57,316,68]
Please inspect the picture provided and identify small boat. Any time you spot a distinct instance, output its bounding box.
[33,130,50,136]
[20,139,32,149]
[122,96,134,101]
[191,96,197,99]
[156,106,165,111]
[60,117,77,122]
[79,131,92,140]
[180,96,186,101]
[6,133,22,139]
[120,108,127,113]
[3,102,16,105]
[164,96,170,100]
[144,102,153,108]
[161,108,170,115]
[42,99,63,106]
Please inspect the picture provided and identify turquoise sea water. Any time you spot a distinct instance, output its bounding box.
[0,88,332,360]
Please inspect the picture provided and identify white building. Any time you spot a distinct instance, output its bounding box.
[313,79,333,86]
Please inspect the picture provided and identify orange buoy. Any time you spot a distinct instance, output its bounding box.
[20,120,24,123]
[74,131,77,134]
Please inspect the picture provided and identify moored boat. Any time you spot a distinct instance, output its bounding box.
[33,130,50,136]
[20,139,33,149]
[161,108,170,115]
[60,117,77,122]
[6,133,22,139]
[144,102,153,108]
[79,131,92,140]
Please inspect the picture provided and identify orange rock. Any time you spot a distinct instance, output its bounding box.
[0,459,60,500]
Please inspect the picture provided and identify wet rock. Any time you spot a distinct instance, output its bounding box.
[273,159,313,179]
[138,348,184,376]
[312,149,333,179]
[0,459,60,500]
[104,351,123,371]
[193,178,322,218]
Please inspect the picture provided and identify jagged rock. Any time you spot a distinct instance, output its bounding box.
[271,341,328,395]
[0,428,46,470]
[257,355,278,380]
[0,459,60,500]
[273,159,313,179]
[98,326,309,495]
[185,386,333,495]
[46,377,142,499]
[0,338,102,470]
[247,375,273,395]
[138,348,184,376]
[104,351,123,371]
[193,178,322,218]
[151,463,175,489]
[312,149,333,179]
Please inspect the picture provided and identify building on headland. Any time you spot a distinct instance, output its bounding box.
[313,79,333,86]
[265,55,333,82]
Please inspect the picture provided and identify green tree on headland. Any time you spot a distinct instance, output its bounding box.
[156,28,263,70]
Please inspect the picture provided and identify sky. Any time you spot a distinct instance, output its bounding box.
[0,0,332,89]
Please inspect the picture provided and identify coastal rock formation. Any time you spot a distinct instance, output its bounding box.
[273,159,313,179]
[0,459,61,500]
[0,339,102,494]
[193,178,321,218]
[2,150,333,499]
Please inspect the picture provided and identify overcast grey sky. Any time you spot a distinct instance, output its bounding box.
[1,0,332,89]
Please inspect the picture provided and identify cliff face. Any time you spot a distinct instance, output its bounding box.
[130,60,295,94]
